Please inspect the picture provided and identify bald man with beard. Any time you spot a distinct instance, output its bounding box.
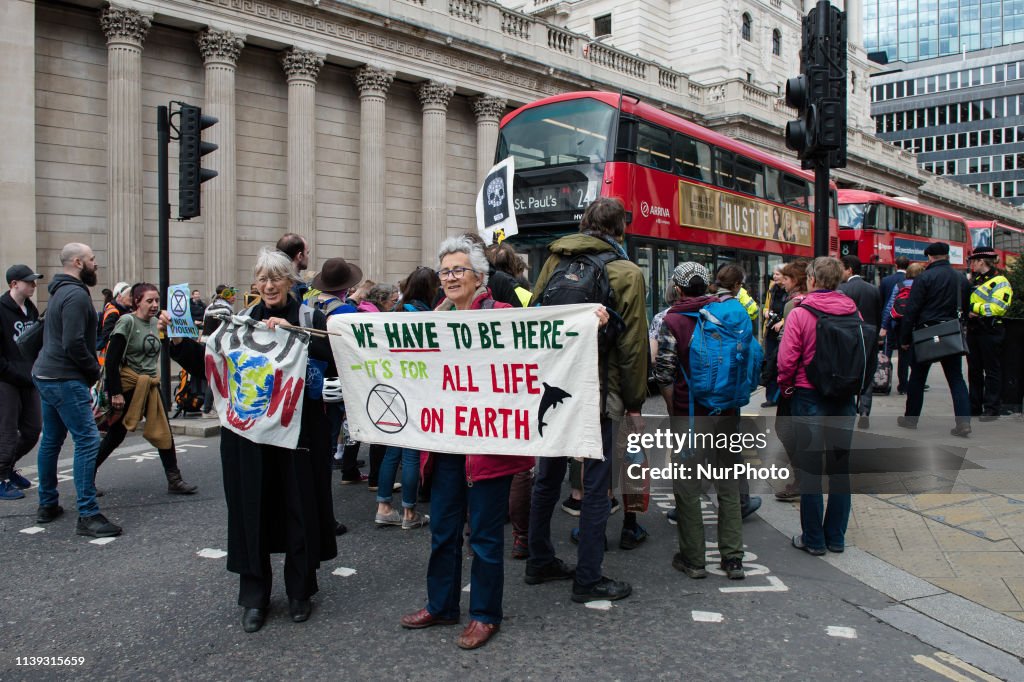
[33,243,122,537]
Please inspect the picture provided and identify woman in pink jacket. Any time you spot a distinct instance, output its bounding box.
[776,256,858,556]
[399,236,534,651]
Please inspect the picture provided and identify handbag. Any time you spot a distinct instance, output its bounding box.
[15,314,45,362]
[911,289,967,364]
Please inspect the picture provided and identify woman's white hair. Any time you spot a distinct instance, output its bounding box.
[253,247,298,283]
[437,236,489,285]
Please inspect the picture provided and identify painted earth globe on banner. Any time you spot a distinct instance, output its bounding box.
[226,350,275,422]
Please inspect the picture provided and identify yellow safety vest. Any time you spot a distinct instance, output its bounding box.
[738,287,758,322]
[970,273,1012,318]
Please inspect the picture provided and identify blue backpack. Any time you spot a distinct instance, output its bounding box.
[677,298,764,415]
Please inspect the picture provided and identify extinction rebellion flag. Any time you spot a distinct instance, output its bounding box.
[327,304,603,459]
[205,316,310,449]
[475,157,518,246]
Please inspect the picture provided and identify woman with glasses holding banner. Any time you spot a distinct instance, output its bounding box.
[162,248,338,634]
[399,236,534,650]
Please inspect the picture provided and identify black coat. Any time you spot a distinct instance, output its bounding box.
[839,275,883,329]
[170,297,337,577]
[0,292,40,387]
[899,259,970,347]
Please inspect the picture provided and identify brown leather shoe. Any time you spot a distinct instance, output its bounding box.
[456,620,499,650]
[400,608,458,629]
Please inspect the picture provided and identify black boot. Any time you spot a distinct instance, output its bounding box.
[166,470,197,494]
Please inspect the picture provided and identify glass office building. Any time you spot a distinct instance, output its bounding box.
[870,45,1024,205]
[864,0,1024,63]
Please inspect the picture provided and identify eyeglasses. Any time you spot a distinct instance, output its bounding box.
[437,267,477,281]
[255,276,287,286]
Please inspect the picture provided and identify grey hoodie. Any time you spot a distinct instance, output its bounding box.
[32,274,100,385]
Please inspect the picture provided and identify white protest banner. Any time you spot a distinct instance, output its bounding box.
[205,316,310,449]
[328,304,603,459]
[475,156,517,246]
[167,283,199,338]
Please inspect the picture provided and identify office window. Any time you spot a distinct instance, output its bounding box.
[947,134,956,148]
[742,13,752,41]
[970,158,979,173]
[1006,154,1014,170]
[981,130,990,145]
[925,137,934,152]
[994,129,1002,144]
[981,157,991,173]
[772,29,782,56]
[938,106,947,125]
[594,13,612,37]
[936,136,945,150]
[897,81,906,98]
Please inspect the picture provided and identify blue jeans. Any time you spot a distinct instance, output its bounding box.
[426,453,512,624]
[905,353,971,425]
[792,388,855,551]
[528,418,613,586]
[377,446,420,508]
[34,378,101,517]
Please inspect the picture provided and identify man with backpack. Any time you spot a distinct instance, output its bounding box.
[839,255,883,429]
[653,262,760,580]
[525,197,648,604]
[778,257,874,556]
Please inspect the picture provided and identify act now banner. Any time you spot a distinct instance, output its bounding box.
[327,305,603,459]
[205,316,310,450]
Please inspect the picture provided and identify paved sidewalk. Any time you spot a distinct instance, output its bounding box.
[751,359,1024,632]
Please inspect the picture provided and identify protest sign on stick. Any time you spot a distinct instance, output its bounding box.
[328,304,603,459]
[167,283,199,338]
[475,157,517,246]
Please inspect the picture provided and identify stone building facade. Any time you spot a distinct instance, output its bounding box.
[3,0,1022,304]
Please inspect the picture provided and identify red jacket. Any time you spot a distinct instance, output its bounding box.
[421,289,535,483]
[777,289,860,391]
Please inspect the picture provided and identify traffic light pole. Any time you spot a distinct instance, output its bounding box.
[157,105,171,409]
[814,158,831,258]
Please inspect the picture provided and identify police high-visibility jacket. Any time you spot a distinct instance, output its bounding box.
[738,287,758,322]
[969,270,1013,318]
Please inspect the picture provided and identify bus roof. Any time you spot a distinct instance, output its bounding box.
[967,220,1024,233]
[838,189,967,223]
[501,91,834,188]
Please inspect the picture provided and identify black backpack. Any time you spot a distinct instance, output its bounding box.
[539,251,623,326]
[802,305,878,399]
[15,315,45,363]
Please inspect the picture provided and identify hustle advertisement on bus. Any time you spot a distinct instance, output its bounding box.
[677,181,812,247]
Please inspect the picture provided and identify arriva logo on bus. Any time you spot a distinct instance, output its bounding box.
[640,201,670,218]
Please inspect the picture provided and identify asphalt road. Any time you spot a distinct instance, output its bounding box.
[0,431,998,681]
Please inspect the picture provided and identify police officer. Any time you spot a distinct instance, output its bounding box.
[966,246,1013,421]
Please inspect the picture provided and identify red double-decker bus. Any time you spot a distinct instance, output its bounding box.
[496,91,839,318]
[837,190,969,283]
[968,220,1023,269]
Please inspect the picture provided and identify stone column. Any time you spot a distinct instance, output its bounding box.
[846,0,863,48]
[197,29,244,293]
[282,49,324,263]
[472,95,507,184]
[419,81,455,265]
[100,6,150,285]
[0,0,37,272]
[353,66,393,281]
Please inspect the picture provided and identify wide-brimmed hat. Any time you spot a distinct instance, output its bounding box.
[312,258,363,293]
[968,246,997,260]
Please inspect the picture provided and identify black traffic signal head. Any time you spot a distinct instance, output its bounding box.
[178,104,219,220]
[785,70,823,158]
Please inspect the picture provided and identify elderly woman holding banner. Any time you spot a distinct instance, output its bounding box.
[162,248,337,634]
[399,236,534,650]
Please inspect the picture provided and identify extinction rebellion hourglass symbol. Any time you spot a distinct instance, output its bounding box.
[366,384,408,433]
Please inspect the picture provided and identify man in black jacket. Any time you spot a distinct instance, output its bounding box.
[0,265,43,500]
[897,242,972,437]
[32,243,122,537]
[840,255,882,428]
[879,257,911,392]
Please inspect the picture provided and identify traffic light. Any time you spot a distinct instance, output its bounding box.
[178,104,218,219]
[785,66,829,160]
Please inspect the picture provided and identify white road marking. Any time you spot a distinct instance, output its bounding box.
[89,537,117,545]
[196,548,227,559]
[719,575,790,593]
[583,600,613,611]
[119,453,160,463]
[332,567,357,577]
[826,626,857,639]
[20,527,45,535]
[691,610,724,623]
[462,583,471,592]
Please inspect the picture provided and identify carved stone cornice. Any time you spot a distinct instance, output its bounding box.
[472,95,507,122]
[99,6,151,47]
[418,81,455,110]
[353,65,394,97]
[197,29,245,66]
[281,48,325,83]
